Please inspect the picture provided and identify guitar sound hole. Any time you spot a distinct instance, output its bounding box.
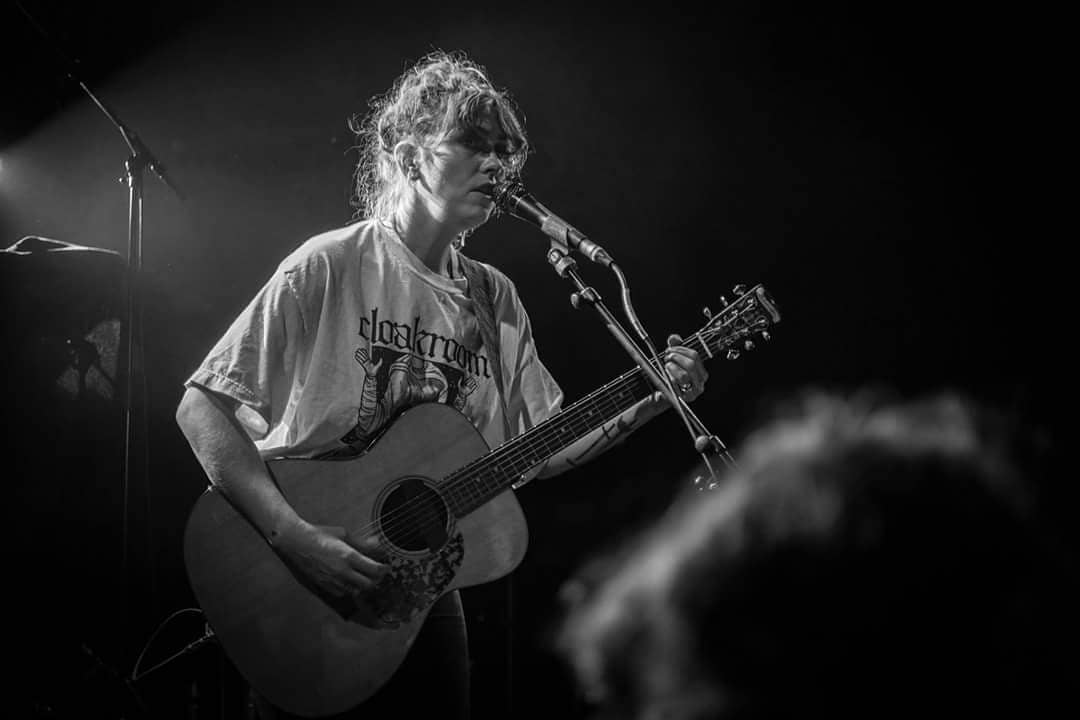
[379,477,450,552]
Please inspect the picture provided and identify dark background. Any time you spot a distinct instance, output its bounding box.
[2,2,1069,718]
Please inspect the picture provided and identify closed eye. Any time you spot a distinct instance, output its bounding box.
[457,128,515,160]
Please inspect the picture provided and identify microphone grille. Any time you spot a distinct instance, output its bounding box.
[493,180,526,214]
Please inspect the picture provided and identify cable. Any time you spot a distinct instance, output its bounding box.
[130,607,208,682]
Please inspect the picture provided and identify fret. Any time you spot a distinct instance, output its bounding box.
[446,368,655,518]
[442,284,780,519]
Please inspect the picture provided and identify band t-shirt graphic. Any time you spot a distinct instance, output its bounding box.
[337,317,483,450]
[186,220,563,461]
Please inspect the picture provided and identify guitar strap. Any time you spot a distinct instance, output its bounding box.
[456,252,513,441]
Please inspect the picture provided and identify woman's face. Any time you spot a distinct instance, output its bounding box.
[417,110,512,232]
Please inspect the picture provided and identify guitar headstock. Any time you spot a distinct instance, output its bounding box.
[692,284,780,362]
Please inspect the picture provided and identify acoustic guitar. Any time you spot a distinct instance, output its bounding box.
[184,284,780,716]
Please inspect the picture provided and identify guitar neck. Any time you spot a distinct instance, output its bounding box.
[442,336,706,519]
[439,282,779,519]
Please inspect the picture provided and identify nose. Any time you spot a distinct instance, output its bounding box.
[480,151,505,182]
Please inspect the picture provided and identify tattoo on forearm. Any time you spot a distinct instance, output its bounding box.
[564,413,640,468]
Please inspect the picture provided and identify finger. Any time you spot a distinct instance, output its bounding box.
[346,547,391,579]
[665,346,703,374]
[667,333,684,347]
[665,345,699,364]
[344,570,379,594]
[668,346,707,380]
[325,568,375,600]
[665,344,707,379]
[349,532,387,555]
[664,364,694,396]
[664,359,690,383]
[665,353,705,386]
[664,360,708,401]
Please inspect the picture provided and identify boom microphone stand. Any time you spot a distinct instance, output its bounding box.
[495,181,735,486]
[17,2,184,657]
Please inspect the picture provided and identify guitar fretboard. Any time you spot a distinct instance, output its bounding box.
[438,282,776,519]
[441,365,654,518]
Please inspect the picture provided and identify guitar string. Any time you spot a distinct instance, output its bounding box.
[352,363,644,543]
[347,317,752,544]
[347,314,760,544]
[367,325,696,540]
[356,315,761,544]
[344,350,657,542]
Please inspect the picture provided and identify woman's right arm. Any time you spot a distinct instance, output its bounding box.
[175,385,389,604]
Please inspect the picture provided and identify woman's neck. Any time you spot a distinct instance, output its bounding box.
[392,205,461,277]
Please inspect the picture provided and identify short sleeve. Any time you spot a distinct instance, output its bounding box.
[185,266,308,438]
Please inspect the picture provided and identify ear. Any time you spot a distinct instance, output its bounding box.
[393,141,419,179]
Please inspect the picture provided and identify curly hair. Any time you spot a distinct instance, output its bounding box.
[349,50,530,224]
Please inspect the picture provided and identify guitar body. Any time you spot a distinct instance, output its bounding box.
[183,403,528,717]
[183,284,781,717]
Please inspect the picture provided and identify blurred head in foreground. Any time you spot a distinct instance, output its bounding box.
[558,391,1073,719]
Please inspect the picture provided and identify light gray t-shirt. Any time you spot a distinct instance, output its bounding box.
[187,220,563,460]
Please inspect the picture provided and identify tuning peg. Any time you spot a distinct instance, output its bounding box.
[761,331,771,342]
[726,349,740,360]
[744,340,755,351]
[702,306,712,320]
[732,284,747,296]
[719,295,729,307]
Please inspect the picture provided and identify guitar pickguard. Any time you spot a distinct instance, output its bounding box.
[370,532,465,623]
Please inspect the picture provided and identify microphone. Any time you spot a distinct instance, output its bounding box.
[494,181,613,267]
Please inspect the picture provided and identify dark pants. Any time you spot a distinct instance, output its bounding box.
[253,591,469,719]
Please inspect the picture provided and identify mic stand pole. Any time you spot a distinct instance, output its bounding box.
[545,245,728,486]
[608,262,735,487]
[90,103,184,595]
[16,0,185,658]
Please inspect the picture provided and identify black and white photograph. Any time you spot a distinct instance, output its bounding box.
[2,2,1072,718]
